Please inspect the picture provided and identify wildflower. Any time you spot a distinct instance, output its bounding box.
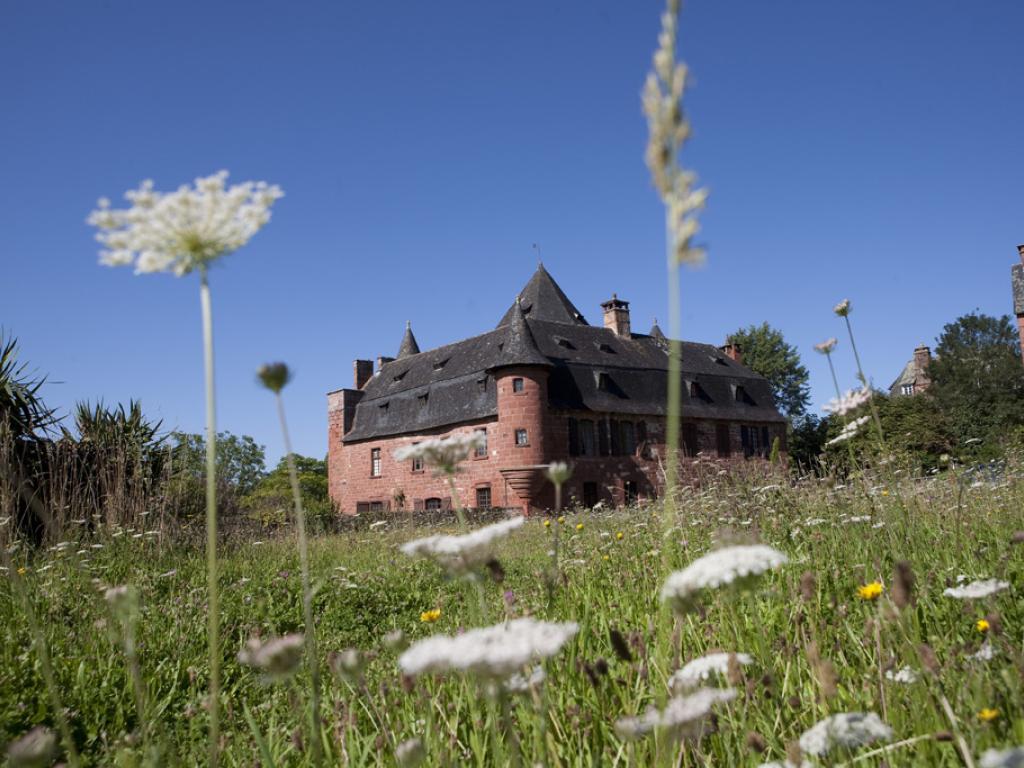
[661,544,788,612]
[395,737,425,767]
[970,642,997,662]
[978,708,1000,722]
[814,338,838,354]
[16,567,26,576]
[977,618,991,633]
[616,531,624,540]
[822,387,872,417]
[328,648,365,683]
[943,579,1010,600]
[980,747,1024,768]
[88,171,283,276]
[545,461,572,486]
[104,585,137,616]
[798,712,892,756]
[668,652,752,692]
[576,523,585,532]
[256,362,291,393]
[833,299,851,317]
[857,581,884,601]
[6,726,57,768]
[383,629,408,651]
[503,665,546,694]
[398,617,578,679]
[237,635,305,682]
[393,432,485,475]
[884,666,918,684]
[400,517,525,574]
[614,687,736,741]
[827,415,871,446]
[544,520,552,528]
[557,516,566,524]
[420,608,441,623]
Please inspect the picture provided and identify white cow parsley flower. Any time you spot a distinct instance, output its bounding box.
[88,171,283,276]
[6,726,58,768]
[400,517,525,573]
[943,579,1010,600]
[661,545,788,611]
[823,387,872,416]
[813,338,838,355]
[668,652,752,692]
[614,687,736,741]
[503,665,546,695]
[394,432,486,474]
[799,712,892,756]
[833,298,851,317]
[980,747,1024,768]
[827,415,871,446]
[398,618,577,679]
[969,642,997,662]
[238,634,305,682]
[395,737,425,767]
[884,666,918,684]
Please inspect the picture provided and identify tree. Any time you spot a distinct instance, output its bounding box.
[241,454,333,530]
[927,312,1024,456]
[169,431,266,495]
[788,413,830,471]
[727,323,811,417]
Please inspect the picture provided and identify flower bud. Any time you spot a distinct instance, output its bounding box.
[257,362,292,393]
[546,461,572,486]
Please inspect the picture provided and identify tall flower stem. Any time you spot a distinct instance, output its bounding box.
[841,315,886,449]
[199,266,220,766]
[275,393,323,766]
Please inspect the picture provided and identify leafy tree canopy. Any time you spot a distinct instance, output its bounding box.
[169,431,266,496]
[727,322,810,417]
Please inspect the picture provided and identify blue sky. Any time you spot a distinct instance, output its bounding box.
[3,1,1022,464]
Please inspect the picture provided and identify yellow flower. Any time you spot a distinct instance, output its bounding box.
[616,531,624,540]
[857,581,884,601]
[557,516,565,525]
[977,708,1000,722]
[543,520,551,528]
[881,489,890,497]
[603,555,610,561]
[16,567,27,576]
[420,608,441,623]
[976,618,990,634]
[575,523,584,532]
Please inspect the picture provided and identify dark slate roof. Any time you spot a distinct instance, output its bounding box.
[342,266,785,442]
[397,322,420,359]
[1012,263,1024,316]
[496,263,588,327]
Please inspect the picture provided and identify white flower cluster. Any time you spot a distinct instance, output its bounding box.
[641,0,706,266]
[798,712,892,756]
[398,618,578,679]
[6,726,57,767]
[814,337,838,355]
[400,516,525,574]
[943,579,1010,600]
[661,545,788,611]
[884,666,918,684]
[827,415,871,447]
[88,171,283,276]
[834,299,852,317]
[614,687,736,741]
[823,387,872,417]
[503,665,546,695]
[668,652,752,692]
[981,747,1024,768]
[393,432,486,474]
[237,634,305,682]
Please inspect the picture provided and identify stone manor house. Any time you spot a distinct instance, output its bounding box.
[327,265,785,515]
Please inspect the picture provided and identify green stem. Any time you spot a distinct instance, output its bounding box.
[843,315,886,449]
[199,267,220,766]
[276,393,323,765]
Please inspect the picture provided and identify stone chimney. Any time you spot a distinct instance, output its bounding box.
[600,294,631,337]
[1013,246,1024,364]
[353,359,373,390]
[720,339,743,365]
[377,355,395,372]
[913,344,932,391]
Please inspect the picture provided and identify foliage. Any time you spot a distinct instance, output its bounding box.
[788,413,831,471]
[241,454,334,531]
[927,312,1024,457]
[727,322,810,417]
[0,330,58,442]
[165,431,266,520]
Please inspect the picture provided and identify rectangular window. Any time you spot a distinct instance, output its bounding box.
[515,428,529,446]
[370,448,381,477]
[681,423,699,457]
[512,377,524,393]
[476,486,492,510]
[716,423,731,458]
[368,501,384,513]
[621,421,636,456]
[475,428,488,457]
[901,384,914,395]
[579,420,596,456]
[411,443,423,472]
[425,498,442,511]
[734,385,745,403]
[583,482,599,508]
[598,418,610,456]
[624,480,638,503]
[355,502,370,514]
[567,417,580,456]
[609,418,621,455]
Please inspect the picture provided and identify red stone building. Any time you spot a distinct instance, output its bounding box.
[327,265,786,515]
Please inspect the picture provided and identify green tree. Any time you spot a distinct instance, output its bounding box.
[241,454,333,530]
[927,312,1024,455]
[727,323,810,417]
[169,431,266,495]
[788,413,830,471]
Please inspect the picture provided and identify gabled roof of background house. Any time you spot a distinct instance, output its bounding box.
[341,265,785,442]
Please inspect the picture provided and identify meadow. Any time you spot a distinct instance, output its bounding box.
[2,462,1021,766]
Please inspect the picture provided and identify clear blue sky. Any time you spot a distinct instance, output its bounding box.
[3,1,1022,464]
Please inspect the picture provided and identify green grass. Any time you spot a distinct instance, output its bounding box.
[2,470,1023,766]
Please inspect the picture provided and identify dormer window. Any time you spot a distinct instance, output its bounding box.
[556,337,576,350]
[433,358,449,371]
[392,371,407,383]
[477,377,488,393]
[599,343,616,354]
[378,401,389,412]
[417,392,429,405]
[598,373,611,391]
[734,385,746,403]
[689,381,707,400]
[711,356,728,366]
[901,384,915,395]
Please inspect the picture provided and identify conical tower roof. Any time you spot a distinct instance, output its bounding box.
[649,319,666,339]
[489,299,551,370]
[396,321,420,358]
[497,263,588,327]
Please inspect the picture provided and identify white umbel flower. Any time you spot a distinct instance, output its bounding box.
[400,516,525,573]
[398,618,578,679]
[88,171,283,276]
[980,747,1024,768]
[827,415,871,446]
[884,666,918,684]
[394,432,486,474]
[504,665,546,694]
[943,579,1010,600]
[668,652,752,692]
[661,545,788,611]
[614,687,736,741]
[238,634,305,682]
[6,726,57,768]
[823,387,872,416]
[799,712,892,756]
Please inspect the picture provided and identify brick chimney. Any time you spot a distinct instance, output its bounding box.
[720,339,743,365]
[600,294,631,337]
[353,359,373,389]
[1015,245,1024,364]
[377,355,395,372]
[913,344,932,391]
